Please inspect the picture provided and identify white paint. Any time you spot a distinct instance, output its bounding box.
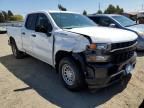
[67,26,138,43]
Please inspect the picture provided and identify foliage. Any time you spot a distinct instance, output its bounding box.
[97,10,103,14]
[104,4,124,14]
[9,15,23,21]
[58,4,67,11]
[8,10,14,17]
[83,10,87,15]
[0,10,23,22]
[0,12,5,22]
[2,11,8,21]
[115,5,124,14]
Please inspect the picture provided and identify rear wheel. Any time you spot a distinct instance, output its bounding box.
[59,57,85,91]
[11,40,24,59]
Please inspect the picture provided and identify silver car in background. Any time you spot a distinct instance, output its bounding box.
[88,14,144,50]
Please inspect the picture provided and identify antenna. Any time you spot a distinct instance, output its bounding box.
[58,0,62,28]
[98,2,101,11]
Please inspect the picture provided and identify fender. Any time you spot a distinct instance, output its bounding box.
[54,30,90,55]
[72,53,87,73]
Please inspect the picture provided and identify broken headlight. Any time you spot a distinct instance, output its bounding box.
[85,43,111,62]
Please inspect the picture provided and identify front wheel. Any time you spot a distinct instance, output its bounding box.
[59,57,85,91]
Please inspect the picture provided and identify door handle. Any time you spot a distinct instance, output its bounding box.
[31,34,36,37]
[22,32,25,35]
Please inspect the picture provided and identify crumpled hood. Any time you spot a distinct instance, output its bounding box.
[66,26,137,43]
[126,24,144,34]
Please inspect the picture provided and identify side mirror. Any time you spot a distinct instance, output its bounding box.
[47,23,53,36]
[109,23,116,28]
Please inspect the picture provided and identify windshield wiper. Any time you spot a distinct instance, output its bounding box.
[63,27,73,29]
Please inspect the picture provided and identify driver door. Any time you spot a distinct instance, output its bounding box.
[31,13,54,66]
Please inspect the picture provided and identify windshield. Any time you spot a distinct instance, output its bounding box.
[50,13,96,29]
[112,15,136,27]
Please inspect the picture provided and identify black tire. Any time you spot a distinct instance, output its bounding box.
[11,40,24,59]
[59,57,85,91]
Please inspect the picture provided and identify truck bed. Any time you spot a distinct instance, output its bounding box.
[7,26,23,51]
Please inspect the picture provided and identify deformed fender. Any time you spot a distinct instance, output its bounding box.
[54,30,90,54]
[72,53,87,73]
[53,30,90,67]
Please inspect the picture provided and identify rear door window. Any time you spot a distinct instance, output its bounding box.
[25,14,37,30]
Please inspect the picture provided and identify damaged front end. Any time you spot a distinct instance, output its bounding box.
[81,40,137,89]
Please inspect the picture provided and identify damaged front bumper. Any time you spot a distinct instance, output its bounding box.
[85,53,136,89]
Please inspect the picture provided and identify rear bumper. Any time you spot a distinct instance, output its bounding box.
[85,54,136,89]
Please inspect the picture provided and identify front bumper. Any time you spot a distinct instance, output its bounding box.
[85,54,136,89]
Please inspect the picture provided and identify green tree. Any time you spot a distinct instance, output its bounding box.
[104,4,116,14]
[0,12,5,22]
[8,10,13,16]
[2,11,8,21]
[83,10,87,15]
[104,4,124,14]
[58,4,67,11]
[116,5,124,14]
[97,10,103,14]
[9,15,23,21]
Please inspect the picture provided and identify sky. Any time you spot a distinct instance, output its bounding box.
[0,0,144,16]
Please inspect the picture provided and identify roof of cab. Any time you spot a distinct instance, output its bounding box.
[27,10,80,15]
[48,10,80,14]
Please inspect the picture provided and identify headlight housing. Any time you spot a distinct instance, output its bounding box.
[97,43,108,50]
[86,43,110,50]
[85,43,111,62]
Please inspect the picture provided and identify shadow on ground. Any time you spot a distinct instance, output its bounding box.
[0,54,130,108]
[137,51,144,57]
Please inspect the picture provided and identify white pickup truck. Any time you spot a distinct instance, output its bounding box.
[7,11,138,91]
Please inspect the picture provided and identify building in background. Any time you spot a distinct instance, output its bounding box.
[123,10,144,24]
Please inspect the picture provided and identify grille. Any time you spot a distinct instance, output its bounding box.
[109,73,123,83]
[108,66,118,76]
[112,50,134,64]
[111,40,137,51]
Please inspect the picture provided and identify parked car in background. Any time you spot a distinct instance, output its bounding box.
[88,14,144,50]
[0,26,7,34]
[7,11,137,91]
[137,12,144,24]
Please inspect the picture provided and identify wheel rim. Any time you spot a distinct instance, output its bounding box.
[12,45,17,56]
[62,64,75,86]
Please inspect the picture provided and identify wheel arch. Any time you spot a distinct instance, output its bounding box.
[55,50,72,72]
[55,50,86,73]
[9,36,15,45]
